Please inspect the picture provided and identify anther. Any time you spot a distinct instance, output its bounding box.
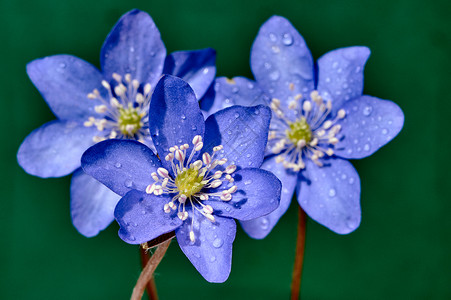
[225,165,236,174]
[189,231,195,242]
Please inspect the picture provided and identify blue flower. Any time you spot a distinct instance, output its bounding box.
[201,16,404,236]
[81,75,281,282]
[17,9,216,237]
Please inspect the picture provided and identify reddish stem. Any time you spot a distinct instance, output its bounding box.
[290,206,307,300]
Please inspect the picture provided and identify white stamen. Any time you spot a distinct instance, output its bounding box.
[189,231,195,242]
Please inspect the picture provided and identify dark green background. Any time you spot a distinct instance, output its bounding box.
[1,0,449,299]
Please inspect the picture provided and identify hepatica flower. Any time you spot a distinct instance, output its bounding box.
[202,16,404,237]
[81,75,281,282]
[17,9,216,237]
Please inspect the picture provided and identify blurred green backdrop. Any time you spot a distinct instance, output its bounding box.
[1,0,449,299]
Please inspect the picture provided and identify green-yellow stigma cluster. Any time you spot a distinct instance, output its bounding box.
[175,168,205,198]
[117,104,144,136]
[286,117,312,144]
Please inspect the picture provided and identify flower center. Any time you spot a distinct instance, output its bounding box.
[269,90,346,171]
[286,117,312,145]
[145,135,238,242]
[83,73,151,142]
[174,167,205,197]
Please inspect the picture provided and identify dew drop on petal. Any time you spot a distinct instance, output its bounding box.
[364,144,370,151]
[382,128,388,135]
[269,70,280,81]
[125,180,133,188]
[328,188,336,197]
[210,256,216,262]
[260,217,269,230]
[363,106,373,116]
[115,162,122,168]
[282,33,293,46]
[269,33,277,42]
[212,238,224,248]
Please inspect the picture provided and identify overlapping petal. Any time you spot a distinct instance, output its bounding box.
[70,169,121,237]
[205,168,281,221]
[115,190,183,244]
[17,120,97,178]
[149,75,205,173]
[26,55,104,120]
[298,158,361,234]
[316,46,371,114]
[176,211,236,283]
[240,155,298,239]
[101,9,166,86]
[203,105,271,169]
[334,95,404,159]
[81,139,161,196]
[251,16,314,110]
[163,48,216,99]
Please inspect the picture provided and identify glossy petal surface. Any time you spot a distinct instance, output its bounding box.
[101,9,166,86]
[317,46,371,114]
[115,190,182,244]
[206,168,281,221]
[27,55,103,120]
[298,158,361,234]
[163,48,216,99]
[176,212,236,283]
[240,155,298,239]
[251,16,314,109]
[149,75,205,173]
[335,95,405,159]
[71,169,121,237]
[18,120,97,178]
[203,105,271,169]
[81,139,161,196]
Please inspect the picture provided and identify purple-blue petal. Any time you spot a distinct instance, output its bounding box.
[251,16,314,109]
[176,211,236,283]
[100,9,166,86]
[70,169,121,237]
[298,158,361,234]
[205,168,281,221]
[316,46,370,114]
[27,55,104,120]
[149,75,205,173]
[203,105,271,169]
[240,155,298,239]
[201,77,270,117]
[17,120,97,178]
[81,139,162,196]
[163,48,216,99]
[334,95,404,159]
[115,190,183,244]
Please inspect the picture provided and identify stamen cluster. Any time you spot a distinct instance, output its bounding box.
[145,135,238,242]
[269,90,346,171]
[83,73,152,142]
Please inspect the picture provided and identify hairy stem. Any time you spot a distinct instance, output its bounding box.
[139,247,158,300]
[131,240,171,300]
[290,206,306,300]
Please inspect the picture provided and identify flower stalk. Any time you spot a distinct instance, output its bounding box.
[290,206,306,300]
[139,247,158,300]
[132,239,171,300]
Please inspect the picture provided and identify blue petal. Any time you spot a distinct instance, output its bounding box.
[316,47,371,113]
[240,155,298,239]
[205,168,281,221]
[149,75,205,173]
[334,95,404,159]
[298,158,361,234]
[115,190,183,244]
[70,169,121,237]
[100,9,166,86]
[163,48,216,99]
[203,105,271,169]
[17,120,97,178]
[251,16,314,109]
[27,55,104,120]
[176,211,236,283]
[201,77,270,117]
[81,139,162,196]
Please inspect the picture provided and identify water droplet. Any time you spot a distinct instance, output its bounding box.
[382,128,388,135]
[115,162,122,168]
[247,83,254,89]
[349,178,355,184]
[264,62,271,69]
[282,33,293,46]
[332,62,339,69]
[363,106,373,116]
[125,179,133,188]
[234,113,240,118]
[271,45,280,53]
[227,130,232,135]
[355,66,361,73]
[325,77,331,83]
[212,238,224,248]
[246,154,251,158]
[329,188,336,197]
[254,109,260,115]
[210,256,216,262]
[59,63,66,68]
[181,114,186,120]
[128,235,136,241]
[353,139,359,145]
[232,87,239,93]
[130,47,135,52]
[364,144,370,151]
[260,217,269,230]
[341,174,347,180]
[269,33,277,42]
[269,70,280,81]
[141,210,146,215]
[203,68,209,74]
[244,180,253,185]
